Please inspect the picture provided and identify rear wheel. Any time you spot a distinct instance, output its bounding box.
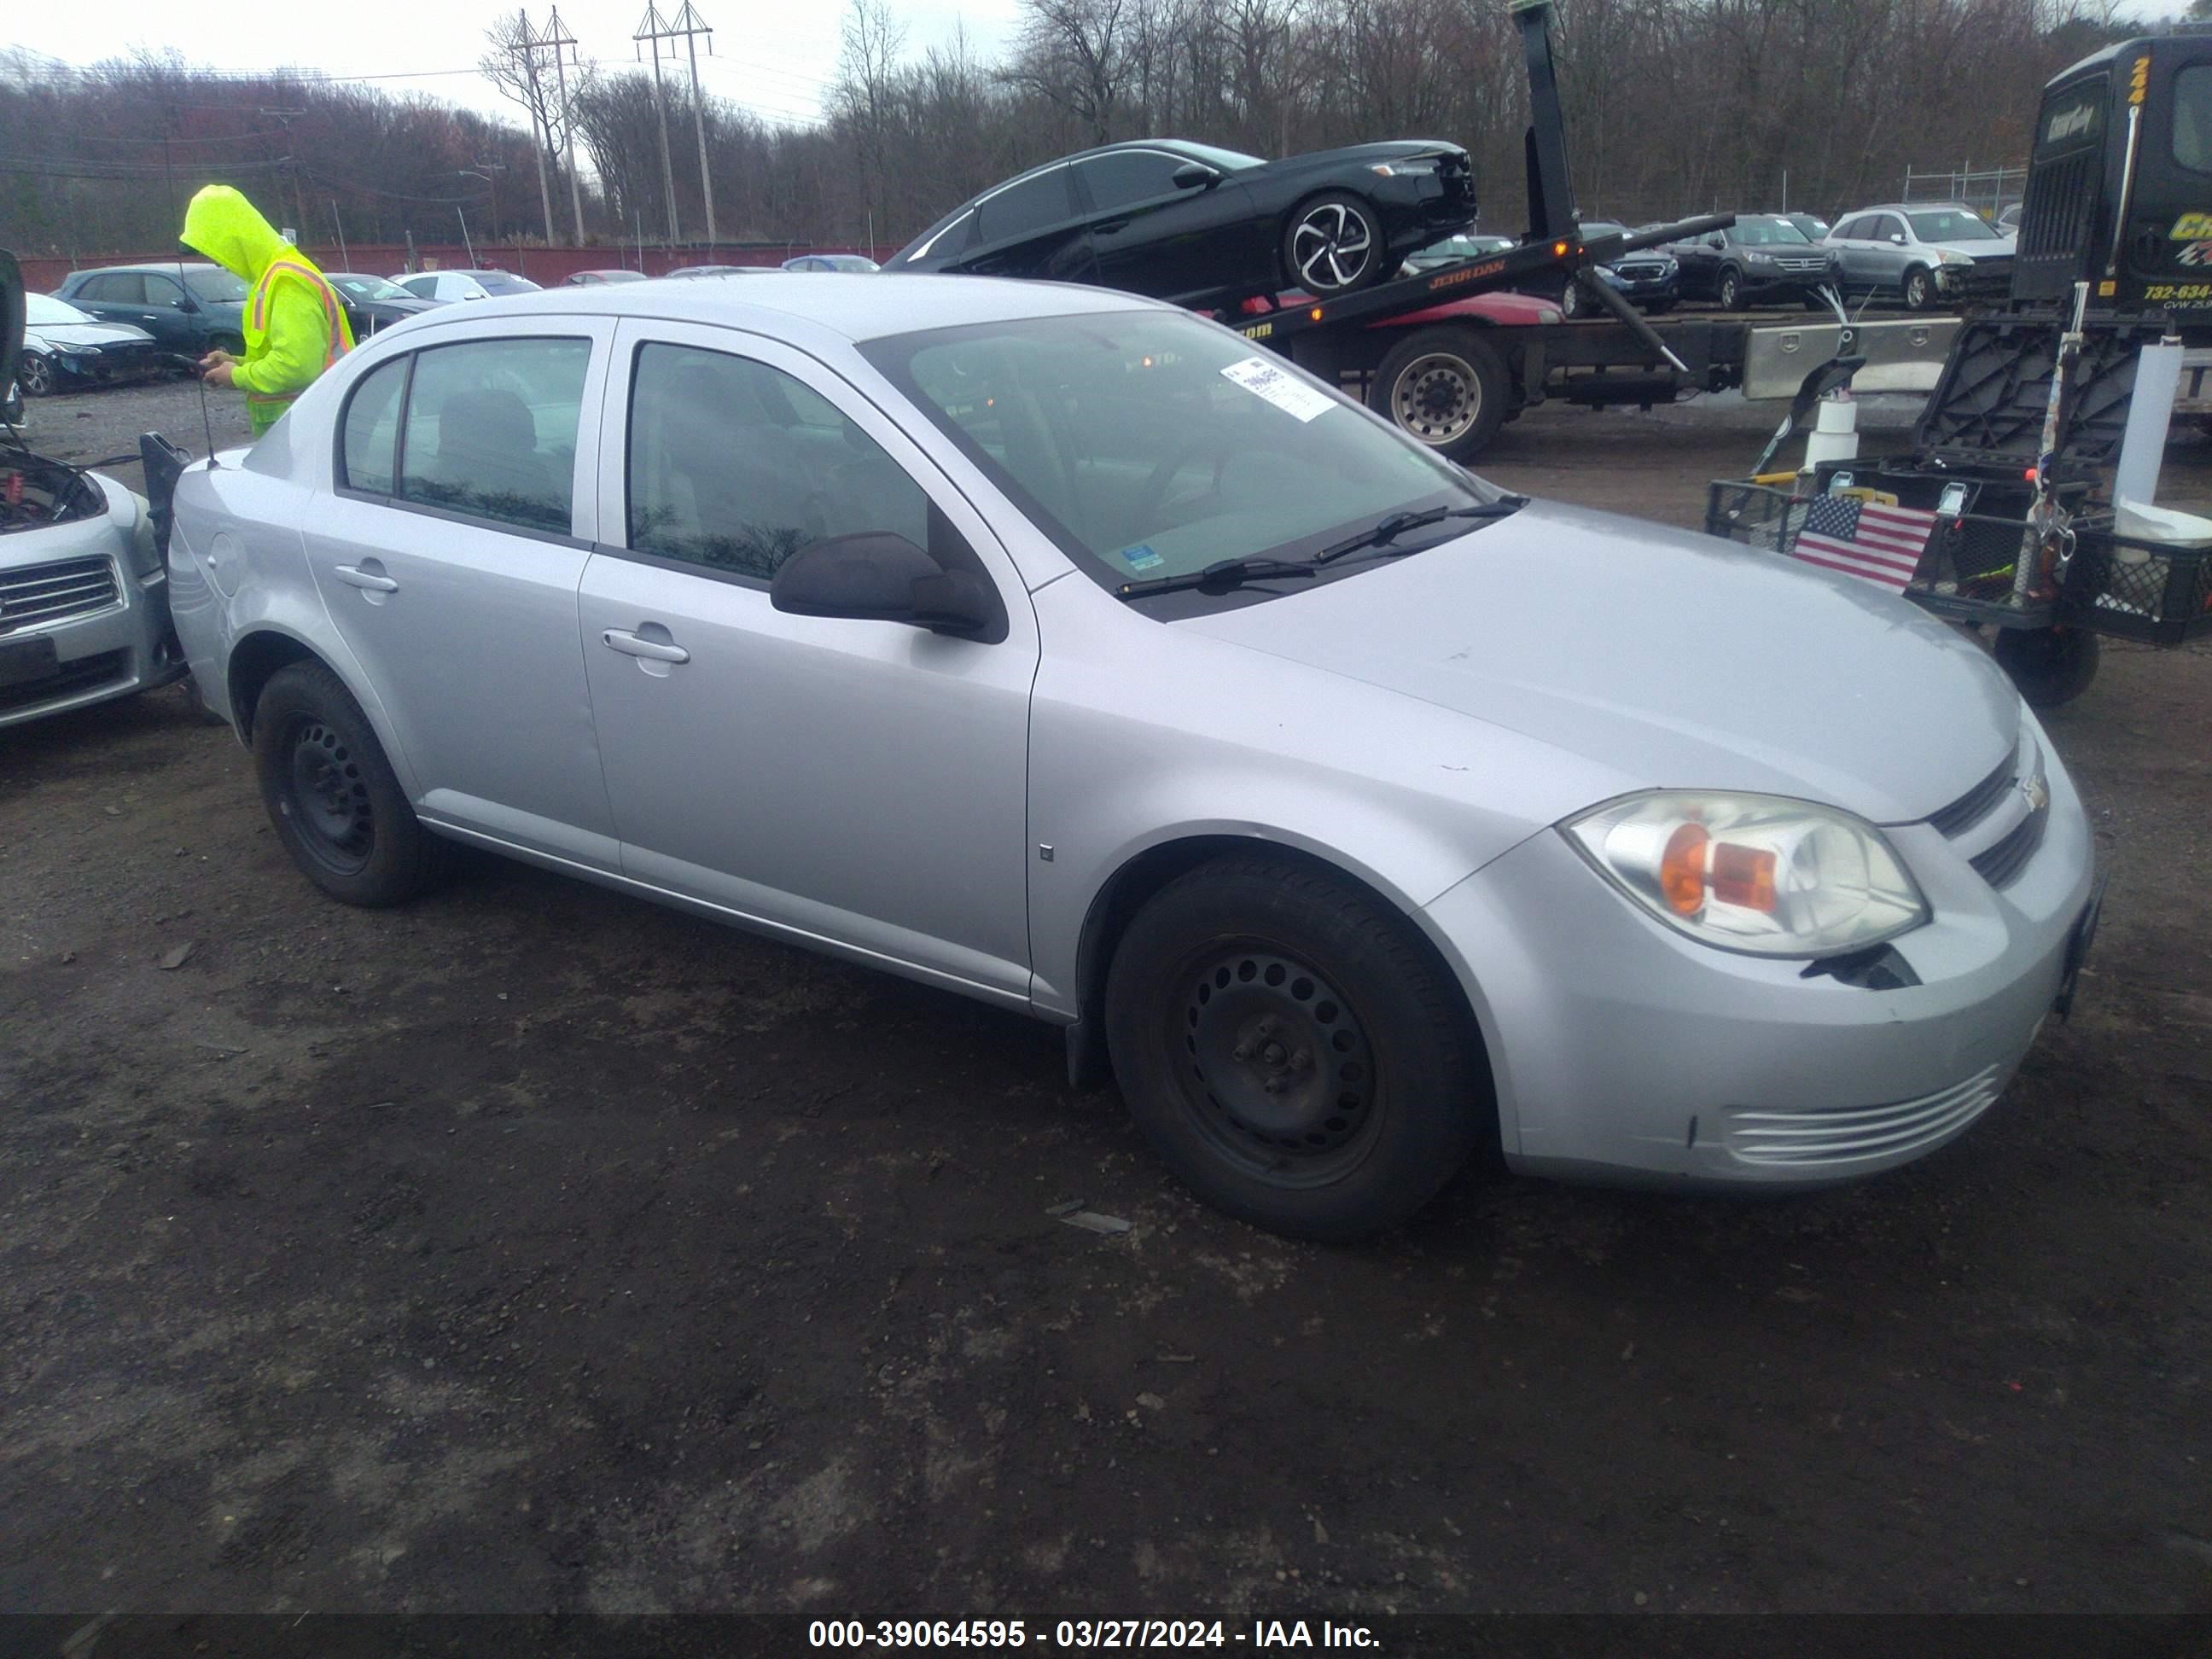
[1282,193,1386,295]
[1561,277,1586,319]
[1369,325,1509,463]
[251,661,451,905]
[1103,854,1492,1242]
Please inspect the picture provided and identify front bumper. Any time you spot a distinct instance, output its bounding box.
[1739,264,1836,299]
[1422,738,2095,1190]
[1604,268,1679,306]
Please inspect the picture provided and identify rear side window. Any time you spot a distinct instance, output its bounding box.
[340,357,408,493]
[373,337,592,534]
[626,341,931,580]
[976,167,1072,243]
[81,273,145,304]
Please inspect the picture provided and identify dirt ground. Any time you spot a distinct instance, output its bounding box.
[3,376,2209,1619]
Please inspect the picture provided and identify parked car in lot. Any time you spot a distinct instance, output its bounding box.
[324,273,437,338]
[16,294,168,396]
[885,137,1478,305]
[54,261,248,357]
[1,257,188,725]
[1824,202,2016,310]
[664,265,761,279]
[783,253,880,272]
[1550,220,1679,317]
[390,269,543,304]
[165,273,2096,1239]
[563,268,649,286]
[1782,212,1831,243]
[1669,215,1841,308]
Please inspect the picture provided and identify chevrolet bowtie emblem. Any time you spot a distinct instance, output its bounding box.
[2020,773,2049,812]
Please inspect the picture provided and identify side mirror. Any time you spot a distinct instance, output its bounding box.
[1889,234,1906,245]
[771,532,996,638]
[175,296,200,313]
[1171,162,1220,191]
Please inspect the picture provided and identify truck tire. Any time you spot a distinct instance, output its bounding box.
[1369,327,1509,463]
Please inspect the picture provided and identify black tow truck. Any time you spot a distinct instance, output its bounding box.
[1233,0,1955,462]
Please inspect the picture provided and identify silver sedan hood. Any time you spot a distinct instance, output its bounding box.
[1180,499,2020,825]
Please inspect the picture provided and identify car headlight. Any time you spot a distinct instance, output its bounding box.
[1656,255,1678,275]
[1744,251,1775,265]
[1936,249,1971,265]
[64,344,102,358]
[1369,159,1440,177]
[1563,791,1928,958]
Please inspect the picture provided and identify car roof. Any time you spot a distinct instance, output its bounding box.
[378,271,1161,346]
[67,261,224,276]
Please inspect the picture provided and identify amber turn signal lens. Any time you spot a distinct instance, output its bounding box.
[1308,306,1324,321]
[1553,241,1569,257]
[1710,842,1778,912]
[1659,823,1708,915]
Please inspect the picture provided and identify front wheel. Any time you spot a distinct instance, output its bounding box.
[1901,266,1935,311]
[1994,625,2100,709]
[252,661,451,905]
[1103,855,1493,1241]
[1716,267,1743,310]
[18,352,55,397]
[1561,277,1586,319]
[1282,192,1386,295]
[1368,325,1509,463]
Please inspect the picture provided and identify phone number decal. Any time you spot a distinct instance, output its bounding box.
[809,1621,1237,1649]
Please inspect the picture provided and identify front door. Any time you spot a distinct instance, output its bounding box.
[303,319,622,867]
[576,321,1039,1003]
[1074,149,1266,303]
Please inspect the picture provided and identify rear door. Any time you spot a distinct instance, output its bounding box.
[575,319,1039,1002]
[304,318,621,867]
[67,273,147,333]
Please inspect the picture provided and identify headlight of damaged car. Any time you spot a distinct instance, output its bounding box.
[1563,792,1927,957]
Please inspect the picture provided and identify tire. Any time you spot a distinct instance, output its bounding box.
[1282,192,1387,295]
[1900,265,1935,311]
[1993,625,2100,710]
[1716,267,1743,310]
[19,352,55,397]
[1103,854,1493,1242]
[1368,325,1509,463]
[251,660,451,905]
[1560,277,1586,319]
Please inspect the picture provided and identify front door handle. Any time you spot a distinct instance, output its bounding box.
[1094,218,1130,235]
[334,565,399,593]
[602,628,690,664]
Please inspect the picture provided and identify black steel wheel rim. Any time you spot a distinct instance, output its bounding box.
[279,716,375,876]
[1172,942,1382,1186]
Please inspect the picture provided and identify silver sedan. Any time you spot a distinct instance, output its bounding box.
[166,276,2098,1238]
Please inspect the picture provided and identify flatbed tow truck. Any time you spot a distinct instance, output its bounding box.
[1235,0,1961,460]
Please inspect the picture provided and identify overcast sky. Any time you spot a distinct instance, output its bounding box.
[15,0,1028,129]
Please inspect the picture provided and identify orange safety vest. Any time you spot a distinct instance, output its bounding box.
[242,259,352,428]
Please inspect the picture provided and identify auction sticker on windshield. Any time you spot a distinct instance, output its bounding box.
[1220,356,1336,422]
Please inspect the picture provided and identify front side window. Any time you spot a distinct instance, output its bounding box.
[396,337,591,533]
[1076,150,1192,212]
[626,342,930,581]
[2180,66,2212,172]
[340,356,408,493]
[975,168,1073,243]
[146,274,190,309]
[1907,210,1998,242]
[863,311,1485,607]
[398,276,437,300]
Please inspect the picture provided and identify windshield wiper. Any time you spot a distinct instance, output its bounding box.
[1311,496,1528,567]
[1115,556,1320,601]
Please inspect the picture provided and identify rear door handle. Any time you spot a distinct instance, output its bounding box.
[333,565,399,593]
[602,628,690,664]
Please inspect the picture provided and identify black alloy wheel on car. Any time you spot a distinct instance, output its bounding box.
[1103,853,1493,1241]
[252,660,451,905]
[1901,266,1935,311]
[1716,267,1743,309]
[18,352,55,397]
[1284,193,1385,295]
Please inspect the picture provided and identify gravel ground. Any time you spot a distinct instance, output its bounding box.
[2,377,2209,1619]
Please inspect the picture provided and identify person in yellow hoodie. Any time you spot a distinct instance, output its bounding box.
[180,185,353,437]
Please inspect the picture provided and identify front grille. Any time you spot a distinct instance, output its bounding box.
[1724,1063,2003,1166]
[0,556,120,633]
[1775,257,1827,272]
[0,648,129,713]
[2020,149,2094,264]
[1927,744,2018,836]
[1971,803,2049,887]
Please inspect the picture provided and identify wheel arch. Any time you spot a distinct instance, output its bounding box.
[1065,834,1496,1122]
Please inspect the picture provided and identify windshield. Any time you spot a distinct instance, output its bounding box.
[185,268,250,302]
[1908,210,1999,242]
[1583,221,1628,238]
[26,294,94,326]
[331,275,412,301]
[1177,142,1266,172]
[863,311,1489,608]
[1733,217,1811,246]
[1413,235,1509,261]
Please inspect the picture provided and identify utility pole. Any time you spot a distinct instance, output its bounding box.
[544,6,585,243]
[259,108,310,245]
[634,4,684,247]
[673,2,718,250]
[505,9,557,246]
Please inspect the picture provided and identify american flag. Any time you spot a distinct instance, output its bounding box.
[1789,493,1936,591]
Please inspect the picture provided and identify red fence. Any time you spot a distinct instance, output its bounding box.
[16,242,876,294]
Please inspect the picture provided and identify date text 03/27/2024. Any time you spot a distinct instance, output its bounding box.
[807,1621,1380,1649]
